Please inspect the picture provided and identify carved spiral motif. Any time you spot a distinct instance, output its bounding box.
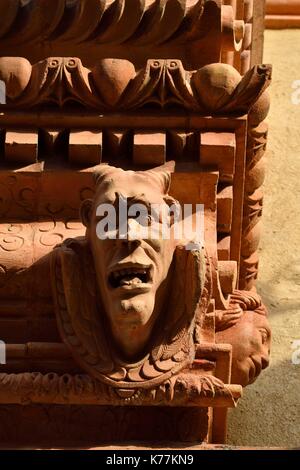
[0,225,24,252]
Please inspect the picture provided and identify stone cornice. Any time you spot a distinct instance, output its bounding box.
[0,57,271,114]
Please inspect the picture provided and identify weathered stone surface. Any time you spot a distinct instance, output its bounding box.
[0,0,271,448]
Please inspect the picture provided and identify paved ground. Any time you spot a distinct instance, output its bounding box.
[227,30,300,447]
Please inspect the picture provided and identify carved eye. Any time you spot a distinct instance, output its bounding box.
[259,328,269,345]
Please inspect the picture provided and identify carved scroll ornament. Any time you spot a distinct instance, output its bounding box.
[0,0,244,51]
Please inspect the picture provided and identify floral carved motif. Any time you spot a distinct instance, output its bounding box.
[0,57,271,114]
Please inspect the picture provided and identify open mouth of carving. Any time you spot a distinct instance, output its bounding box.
[108,265,152,289]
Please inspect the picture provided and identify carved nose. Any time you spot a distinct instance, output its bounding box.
[115,224,142,249]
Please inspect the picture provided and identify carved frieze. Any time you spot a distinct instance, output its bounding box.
[0,0,245,52]
[0,57,271,113]
[0,371,241,407]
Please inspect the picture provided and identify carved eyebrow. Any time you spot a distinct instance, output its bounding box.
[94,193,158,219]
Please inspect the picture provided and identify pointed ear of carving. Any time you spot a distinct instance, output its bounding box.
[142,161,175,194]
[80,199,93,227]
[150,161,175,174]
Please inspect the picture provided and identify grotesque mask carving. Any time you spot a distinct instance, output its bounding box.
[50,163,270,400]
[51,163,207,393]
[79,164,181,359]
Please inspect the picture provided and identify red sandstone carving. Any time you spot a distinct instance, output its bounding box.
[0,0,266,74]
[0,57,271,113]
[0,0,271,447]
[0,0,243,50]
[216,290,271,386]
[52,165,208,386]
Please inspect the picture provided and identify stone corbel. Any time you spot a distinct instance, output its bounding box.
[0,43,272,444]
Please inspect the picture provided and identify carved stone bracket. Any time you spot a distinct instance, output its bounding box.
[0,0,272,447]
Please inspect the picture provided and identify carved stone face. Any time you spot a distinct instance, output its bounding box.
[217,311,271,386]
[81,166,178,360]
